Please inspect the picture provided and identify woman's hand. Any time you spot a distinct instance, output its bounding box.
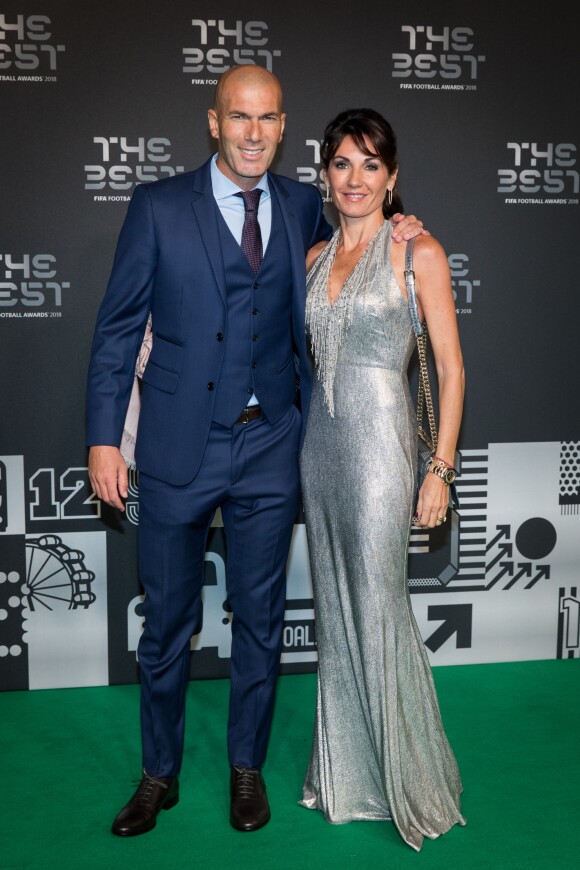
[413,472,450,529]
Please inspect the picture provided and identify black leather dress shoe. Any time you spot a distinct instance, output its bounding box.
[111,771,179,836]
[230,766,271,832]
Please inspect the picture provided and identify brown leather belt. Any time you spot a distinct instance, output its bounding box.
[235,405,262,424]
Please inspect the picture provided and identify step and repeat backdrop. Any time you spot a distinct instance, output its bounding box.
[0,1,578,690]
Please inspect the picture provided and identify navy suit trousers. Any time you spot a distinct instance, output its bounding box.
[137,404,301,776]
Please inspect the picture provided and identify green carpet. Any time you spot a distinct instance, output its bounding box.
[2,660,578,869]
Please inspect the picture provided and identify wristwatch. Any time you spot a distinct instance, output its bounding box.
[427,459,457,485]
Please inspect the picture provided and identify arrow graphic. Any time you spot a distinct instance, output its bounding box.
[425,604,473,653]
[503,562,532,591]
[485,525,511,552]
[486,542,513,573]
[485,561,514,590]
[525,565,551,589]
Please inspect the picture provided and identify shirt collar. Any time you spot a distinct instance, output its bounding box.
[210,153,270,201]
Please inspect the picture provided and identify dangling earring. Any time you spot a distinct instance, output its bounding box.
[323,184,332,203]
[387,189,393,206]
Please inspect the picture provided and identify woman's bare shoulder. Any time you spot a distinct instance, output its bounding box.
[306,241,329,271]
[411,233,447,266]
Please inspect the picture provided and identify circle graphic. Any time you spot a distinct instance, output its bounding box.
[25,536,96,611]
[515,518,557,561]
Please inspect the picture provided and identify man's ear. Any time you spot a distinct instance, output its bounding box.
[278,113,287,142]
[208,109,219,140]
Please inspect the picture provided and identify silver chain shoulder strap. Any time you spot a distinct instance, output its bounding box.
[404,238,438,453]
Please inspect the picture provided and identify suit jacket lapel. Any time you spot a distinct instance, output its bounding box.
[190,159,227,303]
[269,173,306,300]
[269,173,308,357]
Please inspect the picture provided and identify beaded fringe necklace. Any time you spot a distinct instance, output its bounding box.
[306,221,389,417]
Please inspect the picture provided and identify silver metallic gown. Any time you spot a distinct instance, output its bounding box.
[299,222,466,852]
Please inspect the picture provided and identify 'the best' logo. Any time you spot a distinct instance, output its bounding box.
[183,19,281,80]
[0,14,64,72]
[498,143,578,202]
[392,25,485,83]
[85,137,185,196]
[0,254,68,312]
[449,253,480,315]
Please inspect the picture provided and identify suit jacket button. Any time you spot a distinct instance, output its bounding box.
[251,362,257,369]
[252,309,259,316]
[216,332,223,341]
[252,335,259,342]
[207,382,214,390]
[253,282,259,289]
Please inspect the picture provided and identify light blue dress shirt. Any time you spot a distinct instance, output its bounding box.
[210,153,271,251]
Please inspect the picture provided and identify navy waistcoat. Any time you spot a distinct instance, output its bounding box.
[212,187,294,427]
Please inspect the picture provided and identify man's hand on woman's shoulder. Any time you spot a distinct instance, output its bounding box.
[391,212,430,243]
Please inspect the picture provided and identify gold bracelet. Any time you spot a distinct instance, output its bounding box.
[433,454,454,469]
[427,459,457,485]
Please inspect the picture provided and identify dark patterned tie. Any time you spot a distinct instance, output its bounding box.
[236,189,263,274]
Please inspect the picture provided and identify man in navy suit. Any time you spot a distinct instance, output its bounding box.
[87,65,423,837]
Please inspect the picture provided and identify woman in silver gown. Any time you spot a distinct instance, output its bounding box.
[299,109,466,851]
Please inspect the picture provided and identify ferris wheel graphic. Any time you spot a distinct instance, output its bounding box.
[25,535,96,611]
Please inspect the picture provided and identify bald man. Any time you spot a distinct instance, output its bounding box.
[87,65,423,836]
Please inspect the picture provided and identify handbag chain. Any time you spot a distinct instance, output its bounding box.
[404,237,438,453]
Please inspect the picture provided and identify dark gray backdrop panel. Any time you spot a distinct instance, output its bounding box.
[1,0,578,689]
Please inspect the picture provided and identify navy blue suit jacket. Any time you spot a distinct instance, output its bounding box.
[86,158,332,485]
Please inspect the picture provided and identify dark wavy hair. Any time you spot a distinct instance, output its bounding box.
[320,108,402,218]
